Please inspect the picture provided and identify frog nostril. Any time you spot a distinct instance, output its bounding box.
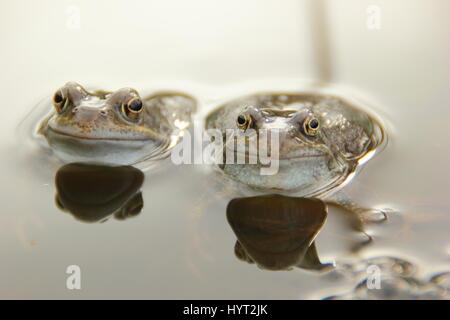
[72,107,101,124]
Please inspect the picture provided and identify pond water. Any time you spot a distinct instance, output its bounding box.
[1,0,449,299]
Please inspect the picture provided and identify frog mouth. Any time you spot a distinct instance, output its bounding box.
[225,146,328,161]
[231,151,327,161]
[47,126,154,142]
[221,128,330,161]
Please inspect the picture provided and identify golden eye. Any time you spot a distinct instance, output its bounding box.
[236,113,252,130]
[304,117,320,136]
[52,90,67,113]
[122,97,143,120]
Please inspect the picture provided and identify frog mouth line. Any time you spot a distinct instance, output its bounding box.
[47,126,154,142]
[228,149,328,161]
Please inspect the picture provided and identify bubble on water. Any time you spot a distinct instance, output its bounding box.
[320,256,450,300]
[364,256,416,277]
[430,272,450,292]
[361,208,389,223]
[322,263,356,283]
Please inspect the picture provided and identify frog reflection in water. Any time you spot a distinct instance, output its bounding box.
[227,195,332,271]
[39,82,196,165]
[206,93,385,196]
[55,163,144,223]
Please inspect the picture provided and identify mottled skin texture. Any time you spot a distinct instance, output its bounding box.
[39,82,195,165]
[205,93,384,196]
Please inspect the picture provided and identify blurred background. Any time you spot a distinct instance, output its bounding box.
[0,0,449,299]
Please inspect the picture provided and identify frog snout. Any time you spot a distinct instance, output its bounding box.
[72,106,103,125]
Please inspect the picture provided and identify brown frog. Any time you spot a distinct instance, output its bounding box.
[39,82,196,165]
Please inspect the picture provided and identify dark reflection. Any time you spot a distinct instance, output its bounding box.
[227,194,332,271]
[55,163,144,223]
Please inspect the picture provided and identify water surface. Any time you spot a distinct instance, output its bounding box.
[1,0,450,299]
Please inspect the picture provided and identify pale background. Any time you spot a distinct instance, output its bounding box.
[0,0,449,299]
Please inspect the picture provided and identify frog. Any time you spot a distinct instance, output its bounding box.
[205,92,385,198]
[38,82,196,165]
[201,92,389,253]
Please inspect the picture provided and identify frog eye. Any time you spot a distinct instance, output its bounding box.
[304,117,320,136]
[122,98,143,120]
[52,90,68,113]
[236,113,252,130]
